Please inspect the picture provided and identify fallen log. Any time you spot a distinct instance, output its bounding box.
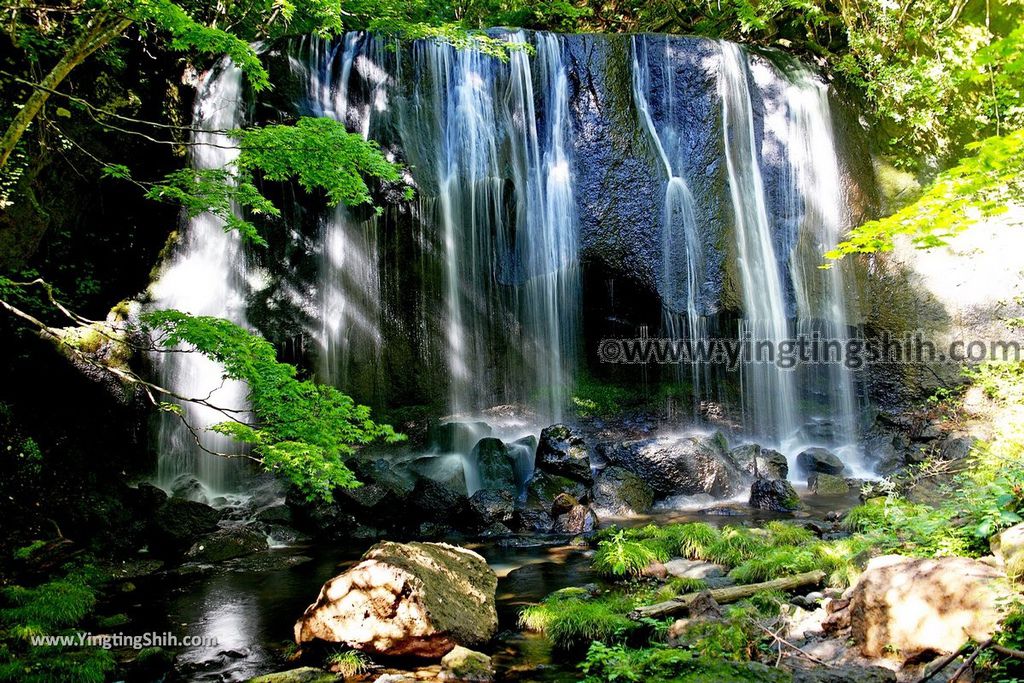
[629,570,826,621]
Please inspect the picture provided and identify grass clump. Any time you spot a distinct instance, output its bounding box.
[325,649,371,677]
[580,642,789,683]
[519,592,637,651]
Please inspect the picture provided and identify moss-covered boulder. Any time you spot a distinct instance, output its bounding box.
[807,472,850,496]
[748,478,800,512]
[471,437,517,493]
[294,541,498,658]
[439,645,493,681]
[249,668,339,683]
[591,466,655,516]
[185,526,267,563]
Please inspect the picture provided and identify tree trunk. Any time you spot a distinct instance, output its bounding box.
[629,570,826,620]
[0,15,133,170]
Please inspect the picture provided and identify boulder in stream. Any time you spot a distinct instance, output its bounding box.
[185,526,267,563]
[601,432,749,499]
[471,437,518,493]
[590,466,654,516]
[294,541,498,658]
[730,444,789,480]
[151,498,221,552]
[796,448,845,476]
[536,424,593,483]
[748,478,800,512]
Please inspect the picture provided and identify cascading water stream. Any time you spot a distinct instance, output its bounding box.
[402,32,579,422]
[149,62,251,501]
[631,35,708,413]
[784,64,864,460]
[718,42,799,445]
[290,34,386,396]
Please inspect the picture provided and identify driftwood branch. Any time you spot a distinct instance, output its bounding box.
[754,621,832,667]
[629,570,826,620]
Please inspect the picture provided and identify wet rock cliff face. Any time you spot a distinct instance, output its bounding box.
[226,31,879,411]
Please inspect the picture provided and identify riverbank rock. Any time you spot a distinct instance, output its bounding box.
[601,433,749,499]
[848,555,1010,660]
[536,424,593,483]
[294,541,498,658]
[439,646,493,682]
[591,466,654,516]
[749,478,800,512]
[796,448,845,476]
[992,522,1024,579]
[807,473,850,496]
[731,444,789,480]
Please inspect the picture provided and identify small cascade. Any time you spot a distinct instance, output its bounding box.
[631,35,708,412]
[718,42,799,444]
[149,62,251,500]
[783,64,864,456]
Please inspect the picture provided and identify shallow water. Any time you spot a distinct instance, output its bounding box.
[118,492,859,681]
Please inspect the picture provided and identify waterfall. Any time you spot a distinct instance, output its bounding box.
[290,34,386,396]
[400,31,579,421]
[147,32,874,497]
[718,42,799,444]
[631,35,708,412]
[784,64,864,455]
[148,62,251,501]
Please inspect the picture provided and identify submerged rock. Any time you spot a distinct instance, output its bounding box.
[536,424,593,483]
[848,555,1010,660]
[591,466,655,517]
[601,432,749,499]
[294,541,498,658]
[730,444,789,480]
[796,448,845,476]
[749,478,800,512]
